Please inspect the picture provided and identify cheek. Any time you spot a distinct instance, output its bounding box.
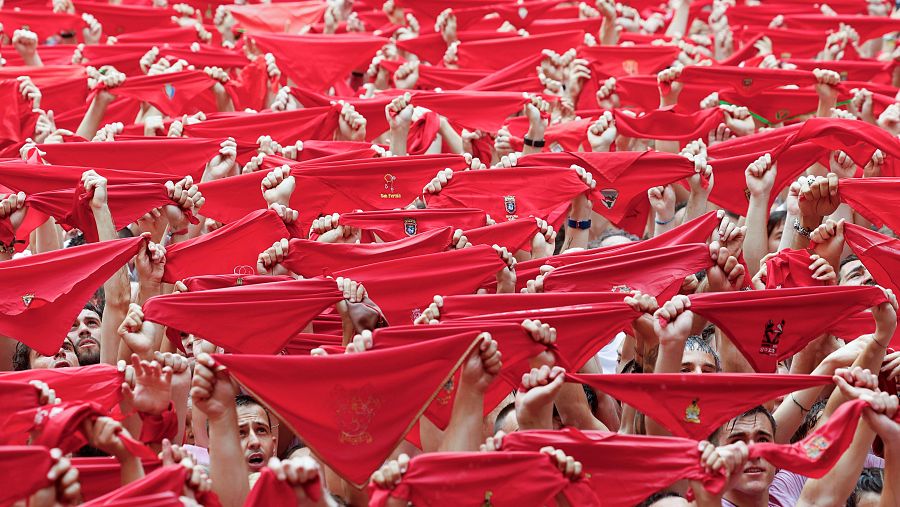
[31,356,51,369]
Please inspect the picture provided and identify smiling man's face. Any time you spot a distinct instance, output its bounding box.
[238,402,276,473]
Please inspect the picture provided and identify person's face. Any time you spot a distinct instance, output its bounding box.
[29,338,80,369]
[724,413,777,497]
[70,309,102,365]
[681,349,717,374]
[839,260,874,286]
[767,222,784,253]
[237,403,276,473]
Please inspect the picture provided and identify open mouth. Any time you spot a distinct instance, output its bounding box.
[247,452,265,469]
[744,466,766,474]
[53,360,71,368]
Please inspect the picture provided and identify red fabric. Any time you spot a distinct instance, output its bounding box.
[340,208,485,242]
[212,331,483,486]
[437,292,626,321]
[501,428,727,507]
[458,302,640,370]
[372,322,549,429]
[784,14,900,43]
[688,286,888,372]
[228,1,327,34]
[74,457,163,501]
[615,74,718,113]
[785,58,895,84]
[0,381,40,443]
[36,137,225,181]
[522,151,701,234]
[580,44,680,78]
[335,245,506,324]
[143,278,342,354]
[455,30,584,70]
[0,161,185,192]
[406,90,528,133]
[676,66,817,97]
[244,466,322,506]
[764,249,826,289]
[840,178,900,234]
[81,465,188,506]
[89,492,183,507]
[0,364,124,422]
[382,60,490,90]
[0,237,143,355]
[462,216,545,253]
[369,451,599,507]
[183,105,340,144]
[461,52,545,93]
[0,10,85,40]
[32,401,156,458]
[163,209,290,283]
[92,71,215,118]
[425,166,591,225]
[0,446,52,506]
[543,243,712,302]
[613,107,724,143]
[250,33,386,92]
[282,227,453,277]
[182,274,293,291]
[197,153,468,226]
[282,333,344,356]
[568,373,832,440]
[505,117,592,153]
[751,399,894,477]
[843,223,900,348]
[73,1,176,35]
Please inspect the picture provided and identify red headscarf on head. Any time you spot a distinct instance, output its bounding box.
[143,278,343,354]
[501,428,728,507]
[688,286,888,372]
[566,373,833,440]
[368,451,600,507]
[213,331,484,487]
[0,237,144,355]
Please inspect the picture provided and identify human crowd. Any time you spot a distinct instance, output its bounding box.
[0,0,899,505]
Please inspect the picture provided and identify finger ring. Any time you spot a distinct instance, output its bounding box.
[806,176,816,185]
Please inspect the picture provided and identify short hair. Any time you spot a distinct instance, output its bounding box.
[637,491,683,507]
[856,467,883,494]
[583,385,599,414]
[767,209,787,237]
[281,442,308,460]
[729,405,777,436]
[840,254,860,270]
[235,394,272,427]
[684,335,721,372]
[790,399,826,443]
[12,341,31,371]
[493,403,516,434]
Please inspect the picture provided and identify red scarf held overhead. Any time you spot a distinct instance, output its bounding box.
[840,178,900,234]
[783,14,900,43]
[162,209,290,284]
[228,1,327,34]
[613,107,725,143]
[522,151,702,234]
[244,467,323,507]
[368,451,600,507]
[92,71,216,118]
[567,373,833,441]
[335,245,506,325]
[282,227,453,277]
[182,274,293,292]
[143,278,343,355]
[436,292,627,321]
[250,33,386,92]
[455,30,585,70]
[674,66,818,97]
[462,216,547,253]
[425,166,592,226]
[688,286,888,372]
[80,464,220,507]
[461,52,545,93]
[0,381,41,443]
[0,237,143,356]
[73,457,163,502]
[0,10,85,41]
[405,90,529,133]
[0,446,52,506]
[763,249,827,289]
[339,208,486,243]
[459,303,640,371]
[542,243,712,302]
[751,398,899,476]
[372,322,549,430]
[282,333,344,356]
[0,364,124,422]
[31,401,157,458]
[381,60,491,90]
[183,105,341,145]
[501,428,727,507]
[72,1,177,35]
[212,331,483,487]
[843,223,900,347]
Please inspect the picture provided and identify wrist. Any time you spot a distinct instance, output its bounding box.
[206,406,237,425]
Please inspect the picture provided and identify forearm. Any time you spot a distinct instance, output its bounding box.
[555,383,607,431]
[76,94,112,139]
[33,217,62,254]
[798,420,874,506]
[208,409,251,507]
[119,455,145,486]
[682,190,709,224]
[389,127,409,156]
[665,2,690,36]
[438,118,462,154]
[654,341,685,374]
[522,124,545,156]
[791,213,821,251]
[137,281,162,306]
[213,84,235,112]
[743,194,772,275]
[438,387,484,452]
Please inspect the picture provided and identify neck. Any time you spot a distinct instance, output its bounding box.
[724,489,769,507]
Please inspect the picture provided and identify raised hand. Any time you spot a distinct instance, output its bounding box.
[81,170,108,210]
[261,165,295,206]
[124,353,173,415]
[190,353,238,422]
[460,333,502,393]
[117,303,162,359]
[256,238,291,276]
[516,365,566,430]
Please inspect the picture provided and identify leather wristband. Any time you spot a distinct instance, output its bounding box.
[567,218,592,230]
[523,136,546,148]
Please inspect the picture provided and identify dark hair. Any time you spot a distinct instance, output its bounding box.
[637,491,683,507]
[235,394,271,427]
[791,399,826,443]
[729,405,777,436]
[685,335,721,372]
[840,254,860,270]
[493,403,516,434]
[12,341,31,371]
[583,385,599,414]
[767,209,787,237]
[282,442,308,460]
[847,468,883,507]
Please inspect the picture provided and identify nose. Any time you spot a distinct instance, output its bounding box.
[246,431,261,449]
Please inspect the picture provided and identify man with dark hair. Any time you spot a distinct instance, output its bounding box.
[716,406,778,507]
[12,337,80,371]
[235,394,278,474]
[848,467,883,507]
[683,335,721,374]
[838,254,876,287]
[71,302,104,366]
